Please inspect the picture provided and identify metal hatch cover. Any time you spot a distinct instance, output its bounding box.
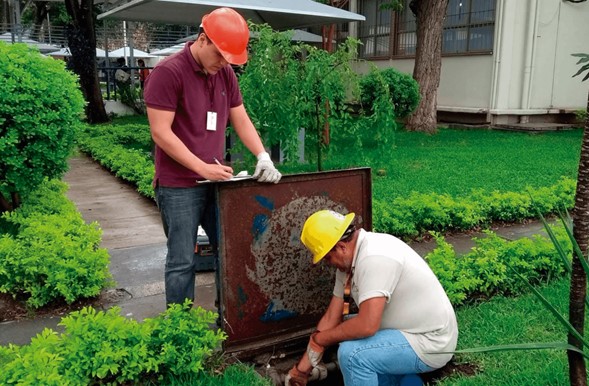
[215,168,372,358]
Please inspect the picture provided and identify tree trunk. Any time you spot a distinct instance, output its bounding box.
[569,90,589,386]
[30,2,48,41]
[319,0,349,146]
[64,0,109,124]
[0,192,13,213]
[406,0,449,134]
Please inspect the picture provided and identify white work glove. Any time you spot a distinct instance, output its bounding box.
[306,332,324,368]
[253,151,281,184]
[284,365,309,386]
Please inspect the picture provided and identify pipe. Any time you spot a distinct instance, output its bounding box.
[349,0,358,40]
[520,0,539,113]
[265,362,338,386]
[488,0,506,123]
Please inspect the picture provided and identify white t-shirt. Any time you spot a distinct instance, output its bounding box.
[333,229,458,368]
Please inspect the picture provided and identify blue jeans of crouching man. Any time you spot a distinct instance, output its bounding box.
[155,185,218,306]
[338,329,434,386]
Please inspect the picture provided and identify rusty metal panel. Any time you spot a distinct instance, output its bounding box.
[215,168,372,357]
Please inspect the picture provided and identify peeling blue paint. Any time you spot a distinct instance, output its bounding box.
[252,214,268,240]
[255,195,274,211]
[260,300,297,322]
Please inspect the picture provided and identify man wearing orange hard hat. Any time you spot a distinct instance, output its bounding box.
[285,210,458,386]
[144,7,281,306]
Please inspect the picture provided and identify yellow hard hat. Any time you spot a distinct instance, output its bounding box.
[300,210,355,264]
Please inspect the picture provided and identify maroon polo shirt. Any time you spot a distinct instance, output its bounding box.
[144,42,243,187]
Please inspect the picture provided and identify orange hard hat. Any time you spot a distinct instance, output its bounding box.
[202,7,249,65]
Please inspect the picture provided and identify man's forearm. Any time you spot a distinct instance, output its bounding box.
[314,315,372,348]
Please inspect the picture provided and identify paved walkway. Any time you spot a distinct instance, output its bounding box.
[0,154,548,346]
[0,154,216,346]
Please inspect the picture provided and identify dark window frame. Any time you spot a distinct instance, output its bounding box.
[358,0,496,59]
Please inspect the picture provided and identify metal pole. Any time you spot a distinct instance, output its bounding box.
[13,0,21,42]
[104,16,111,100]
[128,21,135,87]
[46,11,51,44]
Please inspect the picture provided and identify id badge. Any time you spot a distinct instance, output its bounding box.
[206,111,217,131]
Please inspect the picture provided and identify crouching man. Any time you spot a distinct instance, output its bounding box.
[285,210,458,386]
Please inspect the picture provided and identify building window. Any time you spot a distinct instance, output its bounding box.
[358,0,393,58]
[358,0,495,59]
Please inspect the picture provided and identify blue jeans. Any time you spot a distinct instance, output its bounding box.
[155,185,217,305]
[338,329,434,386]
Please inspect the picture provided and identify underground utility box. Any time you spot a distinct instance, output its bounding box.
[211,168,372,384]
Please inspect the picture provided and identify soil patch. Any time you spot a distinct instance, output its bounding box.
[422,360,480,384]
[0,289,131,323]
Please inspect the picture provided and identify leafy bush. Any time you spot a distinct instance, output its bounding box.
[145,302,225,376]
[359,67,420,119]
[575,109,587,123]
[0,42,85,211]
[59,307,153,384]
[0,329,66,385]
[0,303,228,384]
[426,226,570,306]
[0,179,111,308]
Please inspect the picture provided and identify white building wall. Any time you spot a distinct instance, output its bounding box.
[493,0,588,119]
[549,1,589,110]
[529,0,559,110]
[438,56,494,111]
[350,0,589,123]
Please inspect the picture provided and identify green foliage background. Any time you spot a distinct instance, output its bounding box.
[359,66,420,119]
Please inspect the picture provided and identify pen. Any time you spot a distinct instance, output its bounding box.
[214,158,222,166]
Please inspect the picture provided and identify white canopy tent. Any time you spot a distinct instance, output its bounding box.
[98,0,364,30]
[150,44,185,56]
[178,29,327,44]
[109,46,155,59]
[151,29,328,57]
[47,47,108,58]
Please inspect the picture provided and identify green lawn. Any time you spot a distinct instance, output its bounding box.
[440,278,572,385]
[328,127,582,199]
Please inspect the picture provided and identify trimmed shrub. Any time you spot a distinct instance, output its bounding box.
[359,67,420,119]
[0,179,111,308]
[77,123,155,199]
[373,177,576,239]
[0,42,85,211]
[426,227,569,306]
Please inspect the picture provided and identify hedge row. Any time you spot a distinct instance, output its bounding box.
[0,179,111,308]
[425,226,570,306]
[373,177,575,238]
[76,124,155,199]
